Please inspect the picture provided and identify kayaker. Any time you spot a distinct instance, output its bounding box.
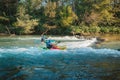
[45,39,53,49]
[40,35,46,48]
[41,36,59,49]
[46,39,60,49]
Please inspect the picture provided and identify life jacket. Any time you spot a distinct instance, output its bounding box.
[45,40,53,49]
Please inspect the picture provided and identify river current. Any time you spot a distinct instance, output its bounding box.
[0,36,120,80]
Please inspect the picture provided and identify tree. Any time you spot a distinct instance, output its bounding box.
[93,0,114,26]
[57,6,77,27]
[0,0,18,34]
[13,5,38,34]
[25,0,42,14]
[111,0,120,27]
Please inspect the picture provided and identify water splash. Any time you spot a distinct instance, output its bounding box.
[0,47,119,57]
[58,38,97,48]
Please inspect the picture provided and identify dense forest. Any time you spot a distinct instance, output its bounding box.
[0,0,120,35]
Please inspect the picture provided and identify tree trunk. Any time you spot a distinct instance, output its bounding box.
[5,26,11,35]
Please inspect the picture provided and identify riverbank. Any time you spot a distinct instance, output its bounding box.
[90,34,120,50]
[0,33,120,41]
[0,33,16,37]
[95,34,120,42]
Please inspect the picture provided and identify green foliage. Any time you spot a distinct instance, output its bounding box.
[71,26,120,34]
[89,26,101,33]
[0,0,17,16]
[99,26,120,34]
[44,1,57,18]
[71,26,83,33]
[13,5,38,34]
[25,0,42,14]
[0,24,6,33]
[92,0,114,26]
[57,6,77,27]
[0,16,9,21]
[100,27,109,33]
[0,0,119,35]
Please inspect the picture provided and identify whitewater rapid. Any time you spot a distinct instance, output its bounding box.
[0,36,119,57]
[0,36,120,80]
[0,47,120,57]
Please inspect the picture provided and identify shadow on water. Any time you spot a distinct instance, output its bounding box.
[0,66,28,80]
[0,53,120,80]
[90,57,120,80]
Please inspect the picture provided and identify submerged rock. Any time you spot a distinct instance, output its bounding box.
[97,37,108,42]
[117,49,120,51]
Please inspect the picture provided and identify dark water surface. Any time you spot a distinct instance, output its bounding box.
[0,36,120,80]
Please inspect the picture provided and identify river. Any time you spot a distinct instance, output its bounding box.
[0,36,120,80]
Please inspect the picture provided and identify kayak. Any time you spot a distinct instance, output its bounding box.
[39,46,66,50]
[50,46,66,50]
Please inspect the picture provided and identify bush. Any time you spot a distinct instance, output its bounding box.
[100,26,120,34]
[0,24,6,33]
[89,26,100,33]
[100,27,110,33]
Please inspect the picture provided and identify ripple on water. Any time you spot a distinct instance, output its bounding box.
[0,36,120,80]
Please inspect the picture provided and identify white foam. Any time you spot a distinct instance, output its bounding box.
[0,36,93,41]
[15,48,29,51]
[0,37,41,40]
[70,47,120,57]
[0,47,29,53]
[48,36,81,40]
[58,38,97,48]
[0,46,119,56]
